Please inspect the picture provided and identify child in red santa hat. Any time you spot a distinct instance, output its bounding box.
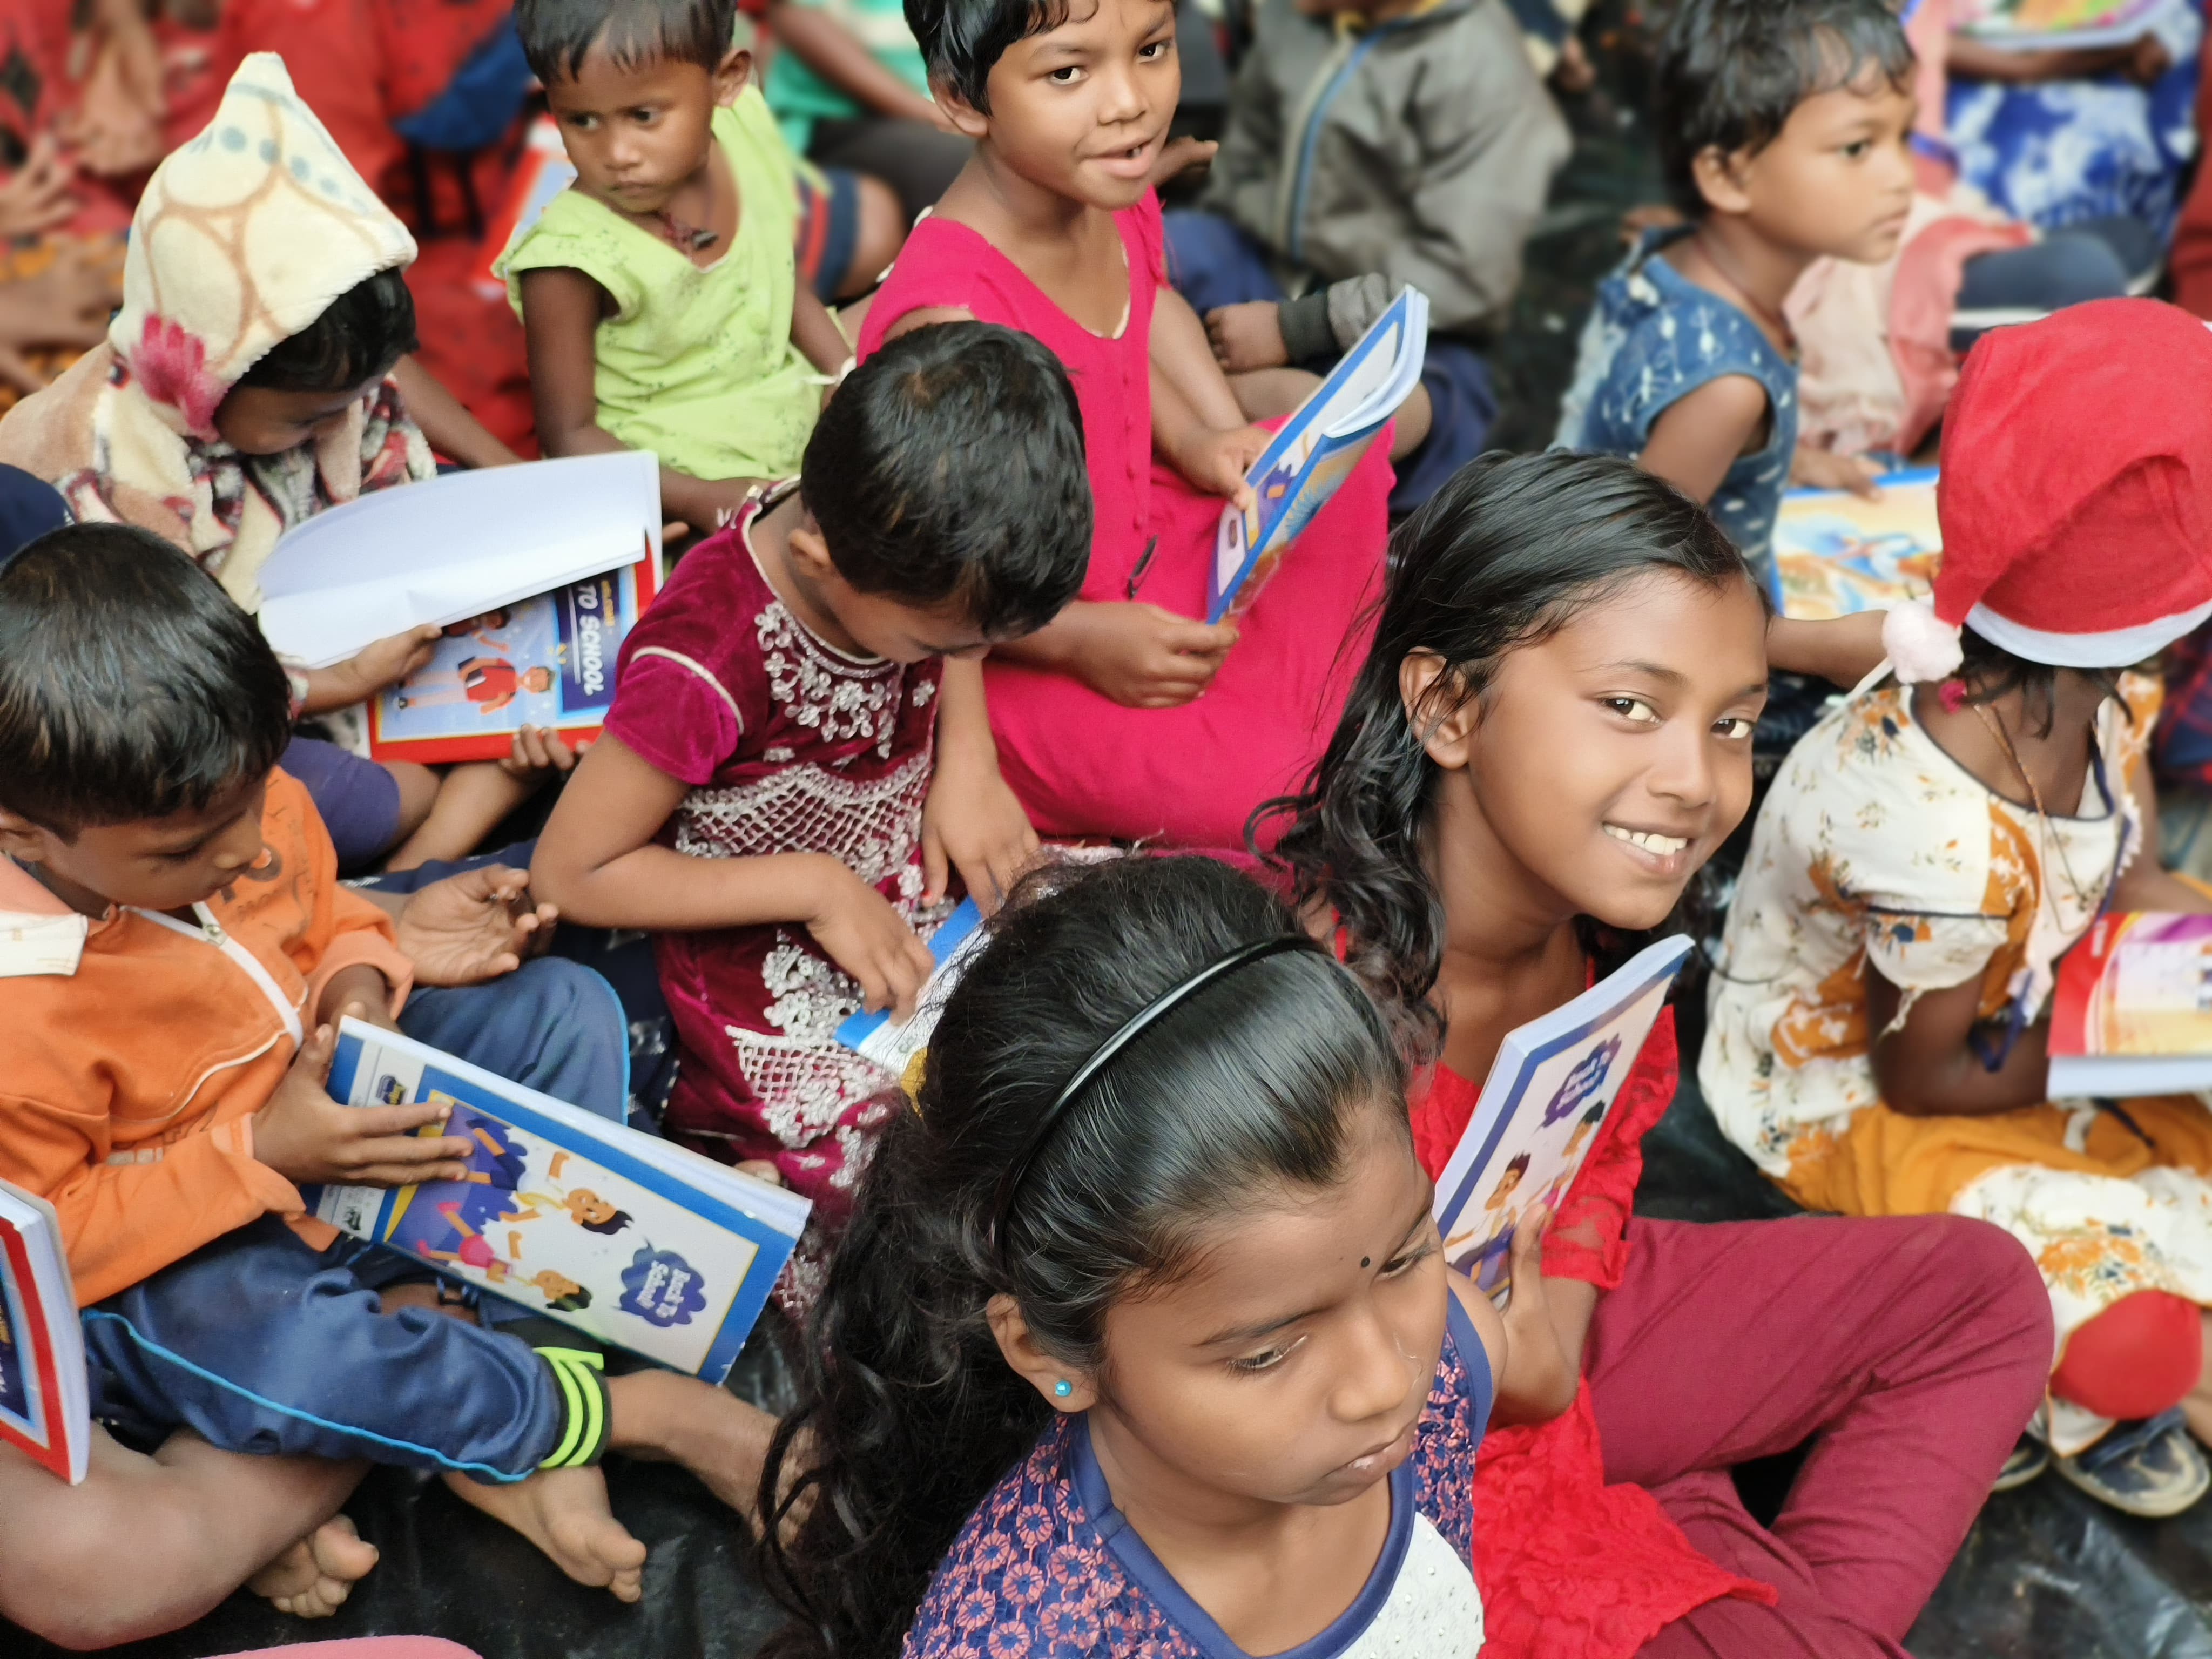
[1702,296,2212,1518]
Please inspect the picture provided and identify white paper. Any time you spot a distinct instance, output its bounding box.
[257,450,662,667]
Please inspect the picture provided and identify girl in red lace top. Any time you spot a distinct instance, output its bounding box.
[1264,451,2054,1659]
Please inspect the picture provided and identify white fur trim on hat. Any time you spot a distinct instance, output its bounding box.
[1965,597,2212,670]
[1883,599,1964,685]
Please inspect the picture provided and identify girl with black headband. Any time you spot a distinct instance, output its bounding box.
[757,853,1579,1659]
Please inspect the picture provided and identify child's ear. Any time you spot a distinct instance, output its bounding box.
[0,807,56,866]
[932,77,990,141]
[786,520,839,586]
[1399,650,1479,769]
[714,46,754,104]
[1690,144,1755,217]
[987,1293,1098,1413]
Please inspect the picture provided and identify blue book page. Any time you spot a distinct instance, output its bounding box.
[1432,936,1692,1297]
[321,1028,794,1384]
[1770,466,1940,622]
[0,1234,46,1454]
[835,899,987,1073]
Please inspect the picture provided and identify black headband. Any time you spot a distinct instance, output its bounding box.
[989,933,1317,1258]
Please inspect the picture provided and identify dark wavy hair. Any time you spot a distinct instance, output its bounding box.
[1258,451,1756,1055]
[805,321,1091,639]
[0,523,292,835]
[905,0,1073,111]
[516,0,737,84]
[756,855,1407,1659]
[238,267,418,394]
[1655,0,1914,216]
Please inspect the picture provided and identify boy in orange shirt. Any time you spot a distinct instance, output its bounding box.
[0,523,777,1601]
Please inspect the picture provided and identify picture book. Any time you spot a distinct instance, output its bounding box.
[1432,935,1695,1301]
[476,116,578,302]
[1770,466,1941,622]
[317,1020,811,1382]
[1951,0,2181,50]
[835,899,988,1077]
[1209,287,1429,625]
[366,562,655,764]
[0,1179,89,1484]
[257,450,662,671]
[2049,912,2212,1096]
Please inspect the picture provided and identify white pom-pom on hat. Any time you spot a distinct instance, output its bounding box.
[1883,598,1964,685]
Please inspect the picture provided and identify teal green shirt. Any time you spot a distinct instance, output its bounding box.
[764,0,933,153]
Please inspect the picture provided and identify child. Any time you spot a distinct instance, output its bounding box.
[1704,299,2212,1518]
[855,0,1397,852]
[507,0,856,535]
[0,523,779,1601]
[1266,451,2052,1656]
[759,853,1575,1658]
[529,322,1090,1293]
[1555,0,1916,583]
[0,52,558,873]
[1164,0,1571,511]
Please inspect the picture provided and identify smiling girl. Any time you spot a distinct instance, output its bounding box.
[852,0,1398,852]
[759,853,1575,1659]
[1267,452,2052,1658]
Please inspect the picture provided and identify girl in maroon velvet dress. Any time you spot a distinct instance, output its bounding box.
[1267,450,2054,1659]
[855,0,1395,852]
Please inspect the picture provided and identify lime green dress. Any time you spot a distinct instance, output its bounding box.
[500,90,820,482]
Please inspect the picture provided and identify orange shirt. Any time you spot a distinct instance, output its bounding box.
[0,769,414,1304]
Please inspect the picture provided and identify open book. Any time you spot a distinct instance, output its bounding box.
[835,899,987,1078]
[0,1179,88,1483]
[1208,287,1428,625]
[256,450,662,672]
[1769,466,1940,622]
[2049,912,2212,1096]
[1432,936,1694,1301]
[316,1020,808,1382]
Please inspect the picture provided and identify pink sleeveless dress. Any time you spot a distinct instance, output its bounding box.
[855,192,1391,851]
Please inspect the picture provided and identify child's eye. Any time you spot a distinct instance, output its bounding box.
[1840,140,1872,159]
[1601,697,1660,725]
[1228,1334,1305,1374]
[1047,65,1085,84]
[630,107,659,124]
[1379,1240,1435,1278]
[1714,716,1757,740]
[1137,39,1171,60]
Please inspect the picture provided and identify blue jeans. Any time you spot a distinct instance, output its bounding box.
[81,952,629,1479]
[1162,209,1496,513]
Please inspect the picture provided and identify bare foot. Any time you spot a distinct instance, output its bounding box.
[608,1368,778,1522]
[247,1514,380,1618]
[441,1465,648,1602]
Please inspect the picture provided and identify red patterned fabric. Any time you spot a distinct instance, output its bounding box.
[1411,1012,1773,1659]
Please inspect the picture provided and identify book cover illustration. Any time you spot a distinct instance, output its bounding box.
[1209,287,1428,625]
[1770,467,1940,622]
[2049,912,2212,1096]
[0,1181,87,1483]
[368,561,653,764]
[319,1023,807,1383]
[1953,0,2178,48]
[1432,936,1694,1299]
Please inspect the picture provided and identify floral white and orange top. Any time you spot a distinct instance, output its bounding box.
[1700,672,2212,1454]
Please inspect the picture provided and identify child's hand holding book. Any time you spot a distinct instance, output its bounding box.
[253,1024,475,1189]
[802,859,937,1023]
[1056,602,1238,709]
[1488,1206,1580,1427]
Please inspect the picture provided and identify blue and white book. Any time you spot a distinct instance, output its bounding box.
[1433,935,1694,1301]
[835,898,988,1076]
[0,1179,86,1483]
[318,1020,810,1384]
[1209,287,1428,625]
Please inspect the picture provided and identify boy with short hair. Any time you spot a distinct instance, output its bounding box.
[1165,0,1572,510]
[0,524,776,1601]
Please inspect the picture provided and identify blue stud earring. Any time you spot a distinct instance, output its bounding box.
[1053,1379,1074,1399]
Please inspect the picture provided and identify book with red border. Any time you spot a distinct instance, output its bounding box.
[365,543,660,765]
[2048,911,2212,1097]
[0,1181,87,1484]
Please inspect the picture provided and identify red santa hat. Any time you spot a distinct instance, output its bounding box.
[1882,298,2212,683]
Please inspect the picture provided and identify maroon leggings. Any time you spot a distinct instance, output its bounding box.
[1586,1216,2054,1658]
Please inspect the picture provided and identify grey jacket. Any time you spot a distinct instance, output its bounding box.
[1199,0,1570,346]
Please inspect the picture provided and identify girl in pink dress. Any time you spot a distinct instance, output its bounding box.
[854,0,1397,851]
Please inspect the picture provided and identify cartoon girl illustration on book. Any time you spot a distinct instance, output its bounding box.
[416,1203,593,1312]
[1563,1098,1608,1159]
[508,1151,633,1237]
